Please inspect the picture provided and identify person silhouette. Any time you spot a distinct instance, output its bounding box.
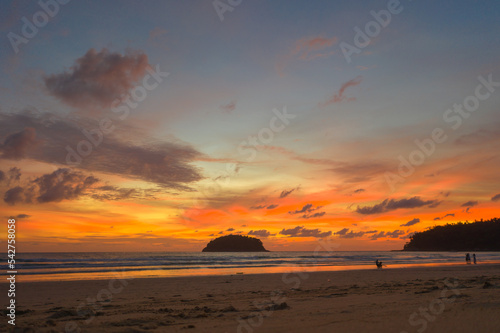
[375,259,383,269]
[473,253,477,264]
[465,253,471,264]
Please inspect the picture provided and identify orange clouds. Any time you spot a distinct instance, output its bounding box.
[319,76,363,107]
[277,35,338,75]
[291,36,338,61]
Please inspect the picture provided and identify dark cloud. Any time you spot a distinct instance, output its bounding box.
[250,204,266,210]
[356,197,441,215]
[434,213,455,221]
[279,226,332,238]
[250,203,279,210]
[289,204,322,214]
[335,228,349,235]
[354,188,365,194]
[0,112,203,190]
[220,101,236,113]
[334,228,365,238]
[289,204,325,218]
[0,170,4,182]
[7,214,31,220]
[461,201,478,207]
[248,230,274,238]
[340,231,366,238]
[2,168,99,205]
[7,167,21,185]
[226,228,235,232]
[369,231,383,240]
[34,168,99,203]
[301,211,325,219]
[370,230,405,240]
[44,48,150,108]
[492,194,500,202]
[400,218,420,227]
[4,186,25,205]
[319,76,362,106]
[386,230,406,238]
[91,186,159,201]
[0,127,38,160]
[279,188,296,198]
[402,231,416,240]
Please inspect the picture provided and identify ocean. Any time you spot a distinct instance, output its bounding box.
[2,251,500,282]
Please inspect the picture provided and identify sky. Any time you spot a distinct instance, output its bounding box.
[0,0,499,252]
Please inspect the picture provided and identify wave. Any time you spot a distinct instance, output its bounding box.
[2,251,499,280]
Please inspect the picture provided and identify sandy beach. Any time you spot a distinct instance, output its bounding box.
[1,263,499,333]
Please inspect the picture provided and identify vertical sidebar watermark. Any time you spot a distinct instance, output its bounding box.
[7,218,17,326]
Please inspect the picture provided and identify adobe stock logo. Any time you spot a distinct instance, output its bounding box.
[213,0,243,22]
[7,0,71,54]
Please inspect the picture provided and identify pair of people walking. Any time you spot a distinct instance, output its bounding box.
[465,253,477,264]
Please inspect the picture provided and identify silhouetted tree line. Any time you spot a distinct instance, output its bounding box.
[403,218,500,251]
[202,234,269,252]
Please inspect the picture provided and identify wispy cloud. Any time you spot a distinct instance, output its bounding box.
[319,76,362,107]
[356,197,440,215]
[220,101,236,113]
[433,213,455,221]
[250,204,279,210]
[277,35,337,75]
[248,229,274,238]
[289,203,321,214]
[334,228,366,238]
[370,230,405,240]
[461,201,478,207]
[400,218,420,227]
[279,226,331,238]
[291,36,338,61]
[279,187,297,198]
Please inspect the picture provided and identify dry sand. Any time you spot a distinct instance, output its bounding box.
[1,264,500,332]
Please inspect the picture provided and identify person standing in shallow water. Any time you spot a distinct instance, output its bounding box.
[473,253,477,264]
[465,253,471,264]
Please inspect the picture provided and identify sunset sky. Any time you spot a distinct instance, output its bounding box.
[1,0,500,252]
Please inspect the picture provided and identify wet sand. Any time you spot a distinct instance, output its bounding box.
[2,263,500,332]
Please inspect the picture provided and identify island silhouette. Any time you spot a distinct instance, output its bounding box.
[403,218,500,251]
[202,234,269,252]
